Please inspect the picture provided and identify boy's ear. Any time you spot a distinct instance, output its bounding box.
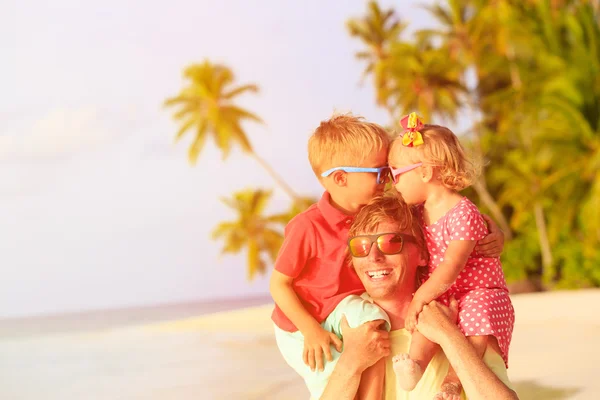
[420,165,434,183]
[332,170,347,187]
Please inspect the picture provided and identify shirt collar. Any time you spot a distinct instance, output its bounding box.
[318,192,354,228]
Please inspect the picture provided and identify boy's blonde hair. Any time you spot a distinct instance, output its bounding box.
[308,114,391,178]
[391,124,479,191]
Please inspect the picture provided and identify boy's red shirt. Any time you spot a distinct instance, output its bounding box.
[271,192,364,332]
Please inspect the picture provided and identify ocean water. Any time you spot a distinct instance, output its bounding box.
[0,296,308,400]
[0,296,273,339]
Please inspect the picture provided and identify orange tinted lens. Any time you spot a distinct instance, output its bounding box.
[349,236,373,257]
[377,233,404,254]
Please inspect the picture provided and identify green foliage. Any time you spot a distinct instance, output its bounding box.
[168,1,599,285]
[212,189,288,280]
[164,60,263,163]
[165,61,313,279]
[349,0,600,289]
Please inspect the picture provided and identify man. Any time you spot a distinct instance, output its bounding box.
[321,195,518,400]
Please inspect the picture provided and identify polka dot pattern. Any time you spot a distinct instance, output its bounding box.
[418,197,515,367]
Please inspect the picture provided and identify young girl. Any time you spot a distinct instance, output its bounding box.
[388,113,515,400]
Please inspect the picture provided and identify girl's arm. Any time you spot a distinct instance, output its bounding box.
[415,240,475,304]
[405,240,475,331]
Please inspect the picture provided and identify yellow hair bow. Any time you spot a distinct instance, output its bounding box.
[400,112,425,147]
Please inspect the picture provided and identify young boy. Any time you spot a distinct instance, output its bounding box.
[270,114,393,400]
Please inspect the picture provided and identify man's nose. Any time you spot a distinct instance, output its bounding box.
[368,243,384,261]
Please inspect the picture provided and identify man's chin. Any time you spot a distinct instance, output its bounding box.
[364,285,396,301]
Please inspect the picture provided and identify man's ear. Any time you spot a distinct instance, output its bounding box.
[332,170,347,187]
[420,165,434,183]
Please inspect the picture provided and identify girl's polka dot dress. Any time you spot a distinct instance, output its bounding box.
[420,197,515,367]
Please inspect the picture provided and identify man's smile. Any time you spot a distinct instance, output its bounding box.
[365,268,393,280]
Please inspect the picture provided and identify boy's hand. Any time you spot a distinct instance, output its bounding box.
[303,325,343,372]
[476,214,504,258]
[404,299,424,332]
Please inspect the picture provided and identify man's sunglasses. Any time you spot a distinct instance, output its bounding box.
[321,166,391,185]
[348,232,417,258]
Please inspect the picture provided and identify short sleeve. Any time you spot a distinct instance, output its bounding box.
[327,294,391,337]
[449,206,489,242]
[273,215,316,278]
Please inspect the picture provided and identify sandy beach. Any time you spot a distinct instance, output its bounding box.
[1,290,599,399]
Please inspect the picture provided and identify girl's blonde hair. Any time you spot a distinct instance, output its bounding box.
[390,124,480,191]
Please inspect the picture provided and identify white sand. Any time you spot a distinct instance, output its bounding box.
[1,290,599,399]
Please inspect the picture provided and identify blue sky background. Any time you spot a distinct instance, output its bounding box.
[1,0,438,317]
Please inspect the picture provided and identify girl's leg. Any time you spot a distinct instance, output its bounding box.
[393,331,439,391]
[433,335,491,400]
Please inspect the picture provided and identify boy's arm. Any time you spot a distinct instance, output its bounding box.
[270,271,342,372]
[417,300,519,400]
[269,217,342,372]
[270,270,324,335]
[475,214,505,258]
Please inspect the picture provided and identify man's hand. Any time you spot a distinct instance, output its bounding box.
[340,315,390,372]
[303,325,343,372]
[404,298,424,332]
[415,298,459,344]
[475,214,504,258]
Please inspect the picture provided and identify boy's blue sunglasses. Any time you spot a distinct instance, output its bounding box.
[320,166,391,185]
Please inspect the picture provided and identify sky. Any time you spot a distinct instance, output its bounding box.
[1,0,437,317]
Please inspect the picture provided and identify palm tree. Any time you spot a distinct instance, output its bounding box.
[381,42,467,123]
[416,0,521,238]
[212,189,289,280]
[164,60,300,202]
[347,1,406,117]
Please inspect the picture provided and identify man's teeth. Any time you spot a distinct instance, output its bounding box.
[367,270,390,278]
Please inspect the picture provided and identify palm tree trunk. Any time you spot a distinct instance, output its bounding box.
[465,95,514,239]
[250,153,301,202]
[506,46,522,89]
[472,179,513,240]
[534,201,553,283]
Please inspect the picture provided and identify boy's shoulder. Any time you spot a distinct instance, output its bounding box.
[285,200,321,228]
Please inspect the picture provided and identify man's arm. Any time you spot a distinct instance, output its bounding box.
[320,317,390,400]
[416,300,519,400]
